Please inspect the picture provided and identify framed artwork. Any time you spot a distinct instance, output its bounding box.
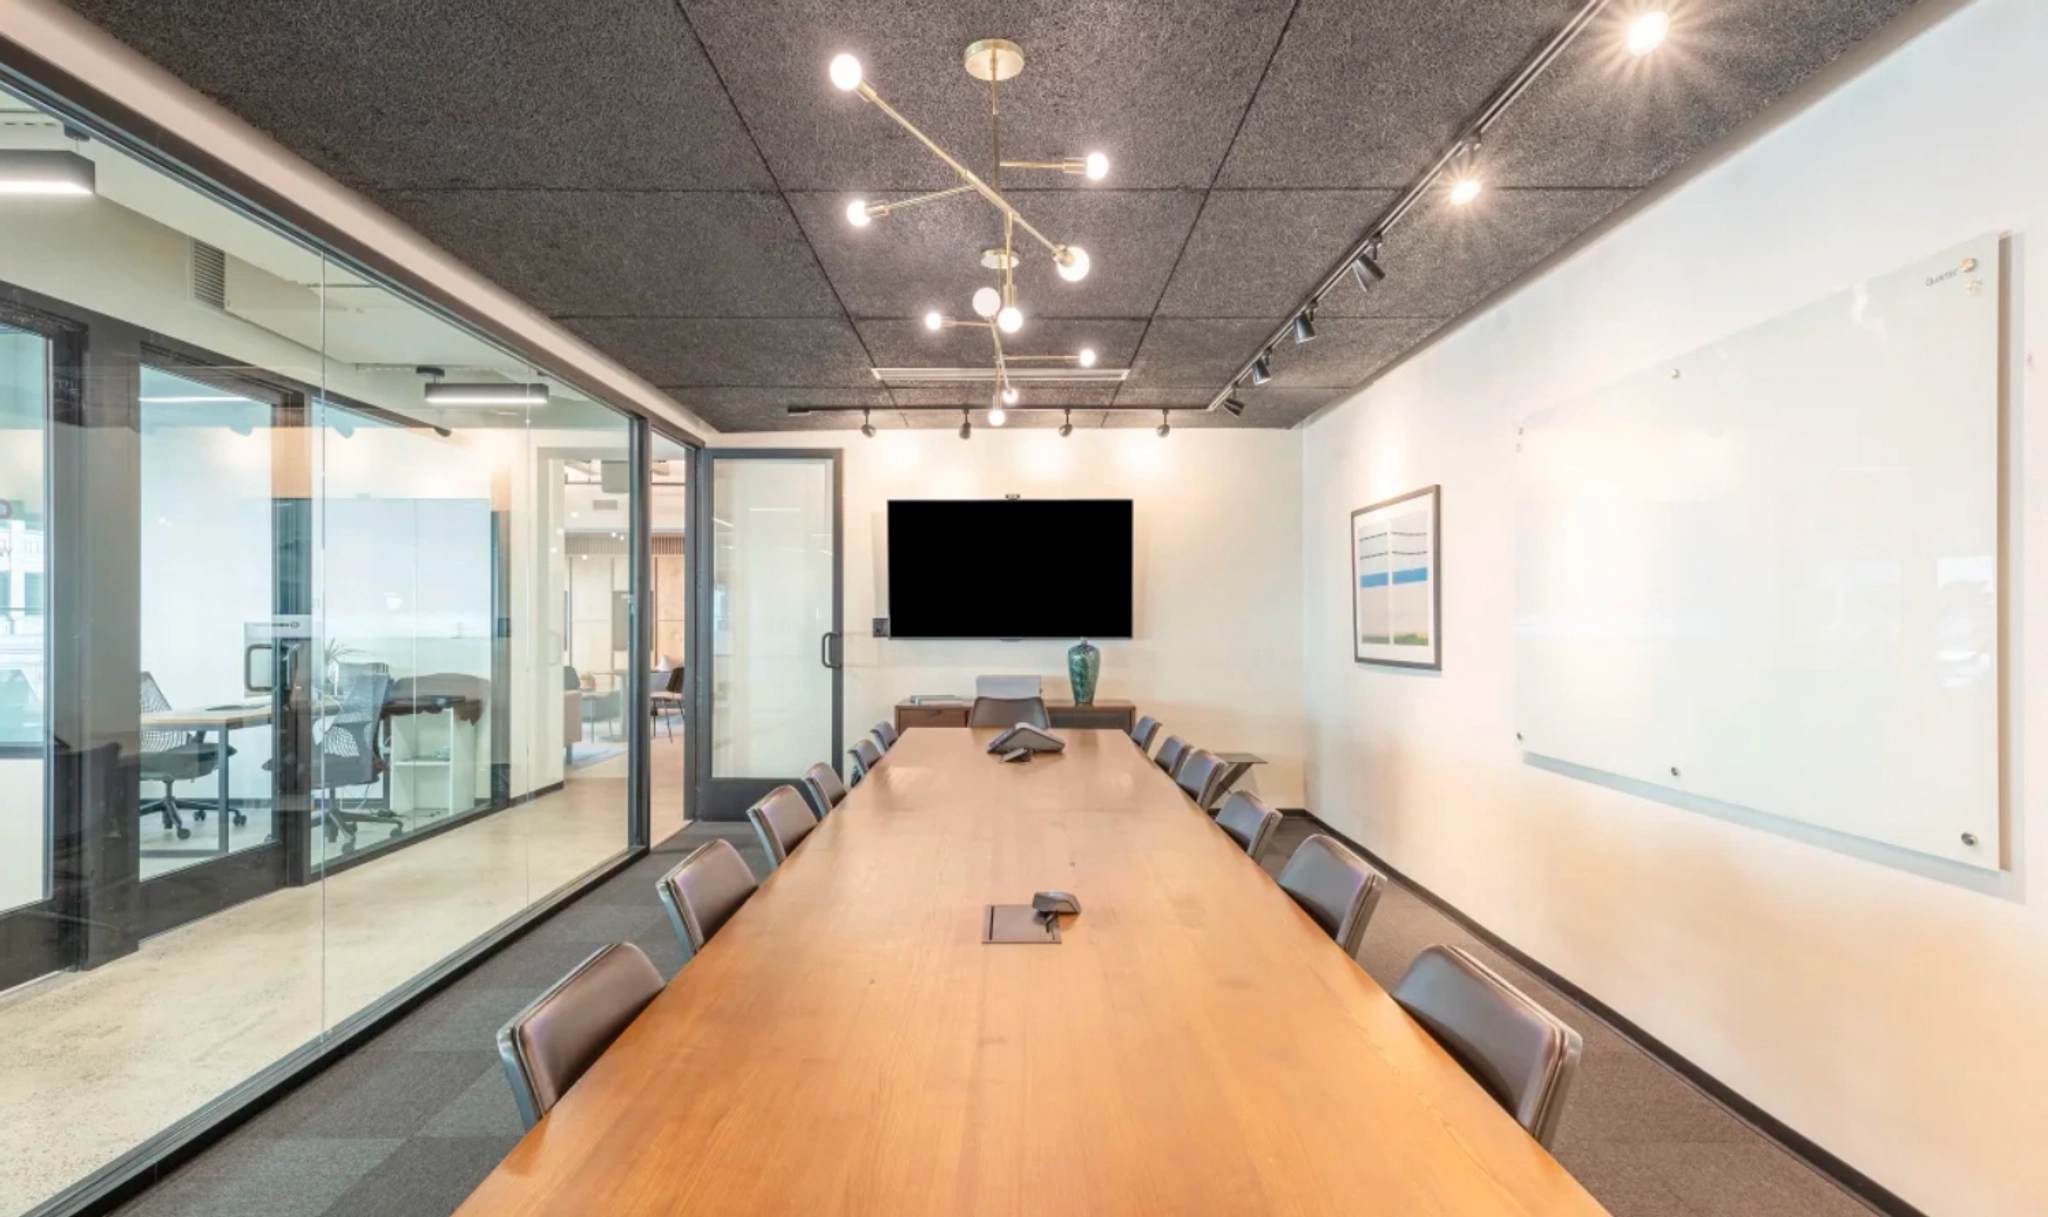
[1351,486,1440,669]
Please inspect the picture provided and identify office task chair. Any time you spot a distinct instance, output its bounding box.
[1175,748,1229,809]
[1390,945,1584,1149]
[747,784,820,872]
[650,666,685,741]
[497,942,664,1131]
[562,666,582,766]
[656,839,757,966]
[313,664,402,851]
[138,672,235,840]
[969,696,1050,729]
[1129,714,1161,755]
[848,737,885,785]
[1153,735,1190,779]
[1277,833,1386,963]
[800,760,848,818]
[1214,791,1282,860]
[872,720,899,751]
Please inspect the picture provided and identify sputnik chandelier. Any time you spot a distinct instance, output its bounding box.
[831,40,1110,425]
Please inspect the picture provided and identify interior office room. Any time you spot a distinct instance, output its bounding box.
[1,0,2044,1216]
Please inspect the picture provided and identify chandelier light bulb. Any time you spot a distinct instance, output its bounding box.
[1077,347,1097,368]
[829,54,864,92]
[972,287,1002,318]
[1055,245,1091,282]
[1084,152,1110,181]
[1626,10,1670,56]
[846,198,873,227]
[989,405,1008,426]
[1448,176,1482,206]
[996,305,1023,334]
[1002,385,1019,405]
[924,310,944,331]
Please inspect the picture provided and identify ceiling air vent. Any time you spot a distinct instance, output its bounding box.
[189,240,227,308]
[592,499,620,513]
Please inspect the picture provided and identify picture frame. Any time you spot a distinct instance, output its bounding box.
[1350,486,1441,669]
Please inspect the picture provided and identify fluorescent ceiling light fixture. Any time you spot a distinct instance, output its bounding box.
[1627,10,1670,56]
[0,149,96,196]
[424,382,551,407]
[872,366,1128,384]
[140,394,249,404]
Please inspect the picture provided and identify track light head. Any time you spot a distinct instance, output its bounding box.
[859,409,876,438]
[1249,352,1273,386]
[1292,309,1317,345]
[829,54,864,91]
[1350,250,1386,294]
[1221,394,1246,418]
[1156,410,1171,438]
[958,410,972,440]
[1058,409,1073,438]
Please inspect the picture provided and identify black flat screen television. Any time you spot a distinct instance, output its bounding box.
[887,499,1133,639]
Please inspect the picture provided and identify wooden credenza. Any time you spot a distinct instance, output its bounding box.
[895,697,1137,734]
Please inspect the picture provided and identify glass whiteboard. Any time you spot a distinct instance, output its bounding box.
[1515,234,2004,869]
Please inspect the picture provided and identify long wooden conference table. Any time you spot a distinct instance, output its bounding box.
[457,728,1609,1216]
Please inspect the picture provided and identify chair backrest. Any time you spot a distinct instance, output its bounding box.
[318,667,392,786]
[656,839,757,964]
[1276,833,1385,961]
[663,666,686,695]
[747,784,820,870]
[848,737,885,784]
[1391,945,1584,1148]
[969,696,1049,729]
[496,942,663,1130]
[1154,735,1189,778]
[872,720,898,750]
[800,761,849,817]
[1214,791,1281,859]
[138,671,189,753]
[1174,748,1228,808]
[1129,715,1161,753]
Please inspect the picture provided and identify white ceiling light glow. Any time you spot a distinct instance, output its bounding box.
[1627,10,1671,56]
[1078,348,1097,368]
[995,305,1023,334]
[0,149,97,197]
[845,199,873,227]
[829,54,864,91]
[972,287,1002,318]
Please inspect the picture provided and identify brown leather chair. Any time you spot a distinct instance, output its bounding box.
[655,839,758,965]
[848,737,885,784]
[800,761,849,817]
[1128,715,1161,755]
[747,784,820,871]
[1214,791,1281,859]
[1391,945,1584,1148]
[1276,833,1385,962]
[968,695,1050,729]
[1174,748,1228,808]
[496,942,664,1130]
[1153,735,1190,779]
[872,720,898,750]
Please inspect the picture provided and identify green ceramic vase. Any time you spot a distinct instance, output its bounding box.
[1067,639,1101,705]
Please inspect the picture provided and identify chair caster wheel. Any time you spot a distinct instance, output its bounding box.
[193,809,207,821]
[176,826,191,840]
[232,812,248,827]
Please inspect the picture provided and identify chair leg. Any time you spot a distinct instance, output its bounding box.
[161,781,190,840]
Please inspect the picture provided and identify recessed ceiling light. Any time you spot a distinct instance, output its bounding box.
[1627,10,1670,56]
[424,383,550,407]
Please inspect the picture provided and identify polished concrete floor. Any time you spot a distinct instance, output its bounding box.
[0,734,686,1217]
[101,813,1877,1217]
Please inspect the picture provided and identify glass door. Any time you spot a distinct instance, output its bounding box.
[691,451,841,820]
[0,317,53,986]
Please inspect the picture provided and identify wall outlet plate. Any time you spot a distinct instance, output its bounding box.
[873,616,889,638]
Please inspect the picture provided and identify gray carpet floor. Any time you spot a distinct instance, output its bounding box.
[113,817,1876,1217]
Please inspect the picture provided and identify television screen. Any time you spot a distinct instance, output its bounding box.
[887,499,1133,639]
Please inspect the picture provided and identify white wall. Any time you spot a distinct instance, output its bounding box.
[715,428,1308,805]
[1299,2,2046,1212]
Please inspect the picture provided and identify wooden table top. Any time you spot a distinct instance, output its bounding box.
[456,728,1609,1217]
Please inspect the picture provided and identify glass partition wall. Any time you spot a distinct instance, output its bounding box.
[0,80,667,1217]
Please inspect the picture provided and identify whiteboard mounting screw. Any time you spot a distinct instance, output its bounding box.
[1669,765,1680,777]
[1961,832,1979,847]
[1669,368,1681,380]
[1515,732,1523,742]
[1961,257,1977,272]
